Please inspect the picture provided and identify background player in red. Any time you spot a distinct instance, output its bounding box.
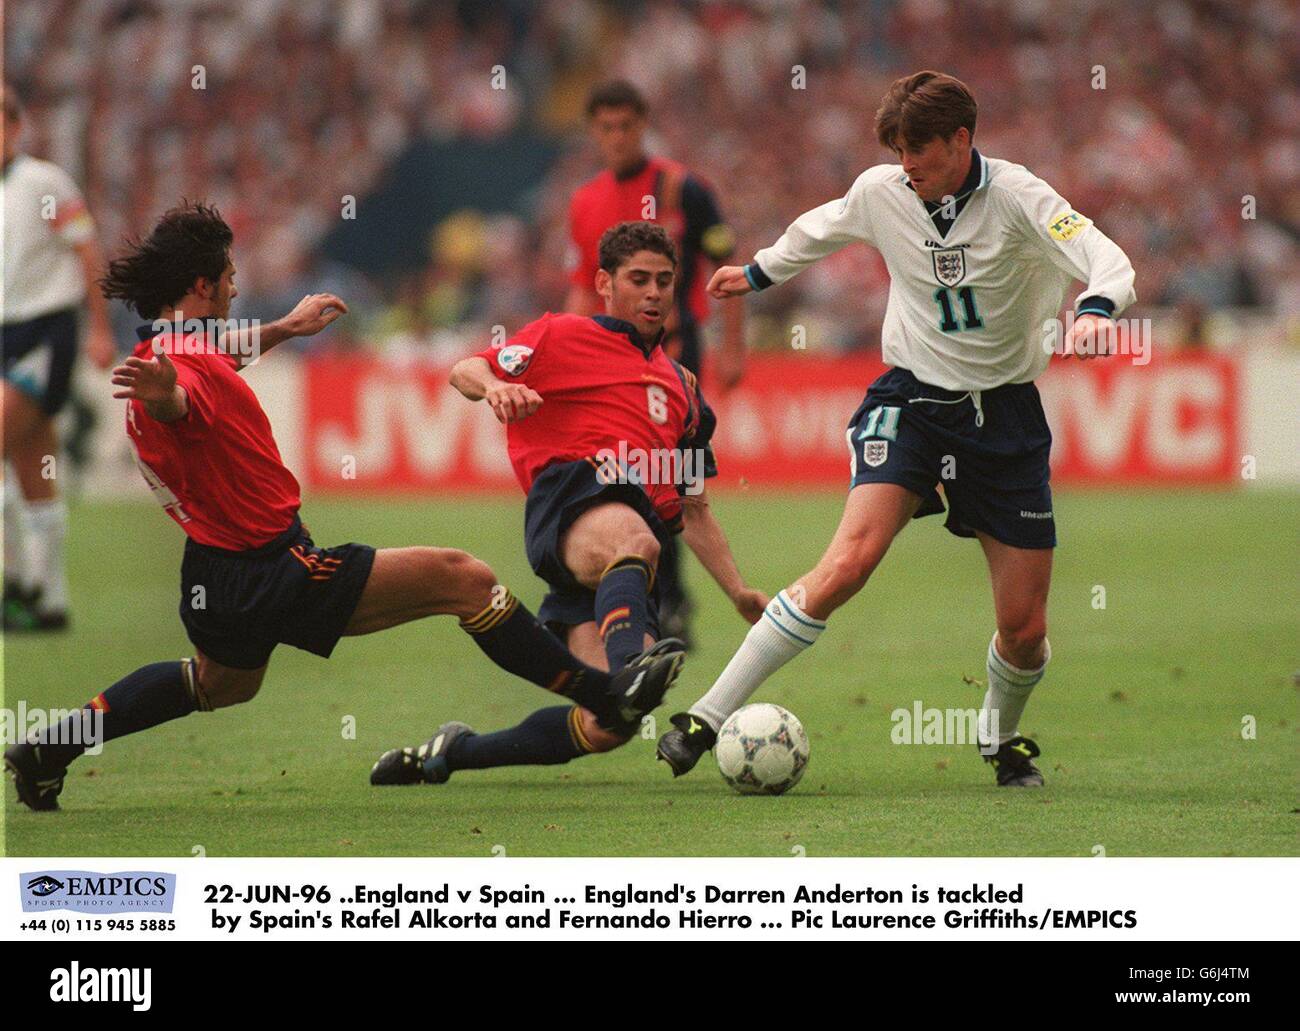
[566,80,747,647]
[371,221,765,786]
[3,203,682,811]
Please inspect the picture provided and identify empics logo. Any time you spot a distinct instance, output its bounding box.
[20,871,176,913]
[50,963,152,1012]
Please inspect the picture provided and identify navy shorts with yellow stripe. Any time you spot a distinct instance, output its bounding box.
[524,458,664,635]
[846,367,1056,550]
[179,516,376,669]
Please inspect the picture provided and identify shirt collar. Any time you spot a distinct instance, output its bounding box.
[591,314,663,355]
[613,156,649,182]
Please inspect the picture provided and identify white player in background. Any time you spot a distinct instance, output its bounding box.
[657,70,1136,786]
[2,84,116,630]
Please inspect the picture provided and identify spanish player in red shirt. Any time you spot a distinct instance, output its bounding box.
[371,222,765,785]
[566,80,747,647]
[3,203,683,811]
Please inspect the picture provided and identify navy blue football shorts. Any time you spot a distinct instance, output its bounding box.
[524,458,664,635]
[2,307,80,416]
[179,516,376,669]
[846,367,1056,549]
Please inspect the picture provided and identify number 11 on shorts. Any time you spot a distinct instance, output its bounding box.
[859,405,900,441]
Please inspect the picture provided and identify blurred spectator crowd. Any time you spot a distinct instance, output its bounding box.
[7,0,1297,357]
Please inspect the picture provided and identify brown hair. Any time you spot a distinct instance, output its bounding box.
[586,80,648,119]
[874,71,977,151]
[597,220,677,273]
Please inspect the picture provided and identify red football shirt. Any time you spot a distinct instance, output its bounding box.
[475,312,716,527]
[569,156,724,327]
[126,325,301,550]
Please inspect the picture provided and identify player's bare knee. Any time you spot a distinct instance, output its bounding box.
[999,619,1047,667]
[621,528,660,569]
[196,667,262,709]
[426,548,497,618]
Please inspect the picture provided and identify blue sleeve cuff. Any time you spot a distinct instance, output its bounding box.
[744,262,773,291]
[1075,295,1115,319]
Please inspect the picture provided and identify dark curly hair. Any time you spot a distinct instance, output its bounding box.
[100,201,233,319]
[597,220,677,274]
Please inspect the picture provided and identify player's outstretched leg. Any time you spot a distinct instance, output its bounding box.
[658,483,919,777]
[345,547,681,732]
[371,631,681,785]
[975,532,1052,787]
[5,653,259,811]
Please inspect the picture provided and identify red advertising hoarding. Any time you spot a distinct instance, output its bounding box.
[302,352,1239,493]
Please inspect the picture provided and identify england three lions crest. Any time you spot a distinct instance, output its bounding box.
[932,248,966,287]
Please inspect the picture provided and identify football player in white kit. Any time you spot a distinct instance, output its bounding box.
[2,84,116,630]
[658,71,1136,786]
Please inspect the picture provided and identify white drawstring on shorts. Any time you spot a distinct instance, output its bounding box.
[909,390,985,427]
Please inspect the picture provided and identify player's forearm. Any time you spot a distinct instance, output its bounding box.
[76,242,113,335]
[1076,231,1137,316]
[752,194,863,286]
[681,498,746,601]
[228,319,292,366]
[450,357,496,401]
[143,385,190,424]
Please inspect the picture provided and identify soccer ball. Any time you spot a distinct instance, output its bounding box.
[715,703,810,796]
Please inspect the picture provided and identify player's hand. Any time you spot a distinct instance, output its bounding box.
[707,266,753,300]
[280,293,349,337]
[732,586,770,625]
[485,381,543,423]
[1063,314,1114,360]
[86,327,117,370]
[111,351,178,402]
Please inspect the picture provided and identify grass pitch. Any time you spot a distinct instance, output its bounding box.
[3,490,1296,857]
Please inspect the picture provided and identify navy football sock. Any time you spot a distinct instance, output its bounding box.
[595,556,654,670]
[33,660,202,769]
[446,706,591,770]
[460,590,613,709]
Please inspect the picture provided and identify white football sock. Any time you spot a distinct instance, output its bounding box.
[978,633,1050,745]
[690,589,826,732]
[25,497,69,614]
[3,475,30,589]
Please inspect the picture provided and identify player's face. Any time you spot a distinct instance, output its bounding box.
[208,260,237,320]
[602,251,675,338]
[895,128,971,202]
[590,105,646,174]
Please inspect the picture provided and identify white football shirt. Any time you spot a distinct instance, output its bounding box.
[752,151,1137,391]
[1,154,95,324]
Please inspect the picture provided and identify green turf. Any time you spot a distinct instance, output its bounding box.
[3,490,1296,857]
